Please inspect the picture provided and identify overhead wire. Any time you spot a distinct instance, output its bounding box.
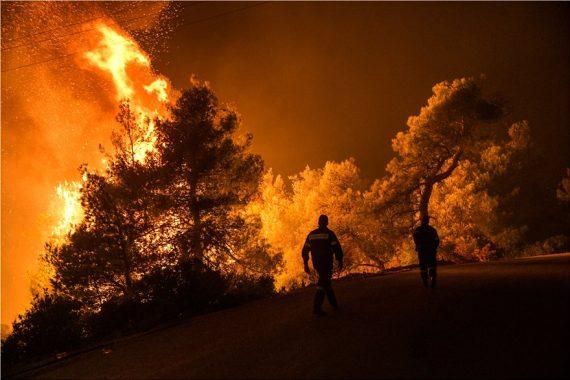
[3,2,135,46]
[1,1,267,74]
[2,2,204,52]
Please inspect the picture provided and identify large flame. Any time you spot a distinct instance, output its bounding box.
[53,181,83,239]
[2,1,179,325]
[84,24,150,100]
[52,22,174,240]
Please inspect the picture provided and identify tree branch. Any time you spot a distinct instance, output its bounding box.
[433,150,463,183]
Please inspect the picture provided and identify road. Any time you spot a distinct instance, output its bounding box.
[28,254,570,379]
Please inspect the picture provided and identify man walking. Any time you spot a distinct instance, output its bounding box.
[302,214,344,316]
[413,215,440,288]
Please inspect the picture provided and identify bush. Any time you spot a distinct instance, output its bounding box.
[2,261,276,374]
[1,291,83,374]
[522,235,569,257]
[87,260,275,340]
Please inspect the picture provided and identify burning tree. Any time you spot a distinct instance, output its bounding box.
[150,80,277,272]
[250,160,364,288]
[366,77,532,261]
[382,77,504,222]
[253,77,535,284]
[46,105,168,307]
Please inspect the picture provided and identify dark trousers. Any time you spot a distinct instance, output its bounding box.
[313,267,338,311]
[419,255,437,287]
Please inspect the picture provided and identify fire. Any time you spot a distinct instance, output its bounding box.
[84,24,150,100]
[53,181,83,240]
[145,79,169,103]
[52,22,174,241]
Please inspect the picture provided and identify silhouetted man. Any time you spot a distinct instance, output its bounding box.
[413,215,440,288]
[302,214,344,316]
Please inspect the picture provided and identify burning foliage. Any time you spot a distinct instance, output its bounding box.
[2,1,179,323]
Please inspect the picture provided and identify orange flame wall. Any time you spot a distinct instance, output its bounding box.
[1,2,174,325]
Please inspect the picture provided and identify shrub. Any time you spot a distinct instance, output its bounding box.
[1,291,83,374]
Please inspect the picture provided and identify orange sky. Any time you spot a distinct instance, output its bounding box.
[2,1,569,325]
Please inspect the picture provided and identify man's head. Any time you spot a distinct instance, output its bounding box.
[318,214,329,228]
[421,215,430,226]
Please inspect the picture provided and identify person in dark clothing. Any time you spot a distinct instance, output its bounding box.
[413,215,440,288]
[302,215,344,316]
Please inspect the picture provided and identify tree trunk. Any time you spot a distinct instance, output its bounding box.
[189,178,203,260]
[122,239,134,301]
[419,181,434,222]
[418,150,463,224]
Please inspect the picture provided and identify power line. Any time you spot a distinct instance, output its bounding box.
[177,1,267,31]
[3,2,135,45]
[2,2,203,52]
[1,2,267,74]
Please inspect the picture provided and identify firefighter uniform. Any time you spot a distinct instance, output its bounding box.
[302,227,344,313]
[413,224,440,288]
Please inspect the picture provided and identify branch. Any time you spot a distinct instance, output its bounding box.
[433,150,463,183]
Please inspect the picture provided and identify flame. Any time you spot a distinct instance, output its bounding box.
[52,23,175,241]
[53,181,83,240]
[84,24,150,100]
[144,78,169,103]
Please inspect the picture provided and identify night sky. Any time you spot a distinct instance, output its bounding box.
[153,1,569,180]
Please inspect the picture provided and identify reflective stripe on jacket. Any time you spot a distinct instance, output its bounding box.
[302,227,343,270]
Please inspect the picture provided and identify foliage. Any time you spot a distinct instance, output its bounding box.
[149,81,271,271]
[249,159,367,289]
[4,83,279,370]
[250,78,538,286]
[1,291,83,372]
[46,104,170,309]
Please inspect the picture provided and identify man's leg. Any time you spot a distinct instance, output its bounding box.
[419,261,429,288]
[313,270,329,315]
[313,286,326,315]
[320,270,338,310]
[428,263,437,288]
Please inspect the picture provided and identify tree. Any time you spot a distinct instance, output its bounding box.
[250,159,371,288]
[47,103,169,307]
[386,77,504,222]
[362,78,540,262]
[151,80,268,269]
[1,291,83,371]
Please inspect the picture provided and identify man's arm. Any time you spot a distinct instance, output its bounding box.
[330,232,344,269]
[432,228,440,250]
[302,235,311,274]
[412,229,421,251]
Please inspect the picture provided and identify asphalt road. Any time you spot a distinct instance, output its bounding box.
[29,254,570,379]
